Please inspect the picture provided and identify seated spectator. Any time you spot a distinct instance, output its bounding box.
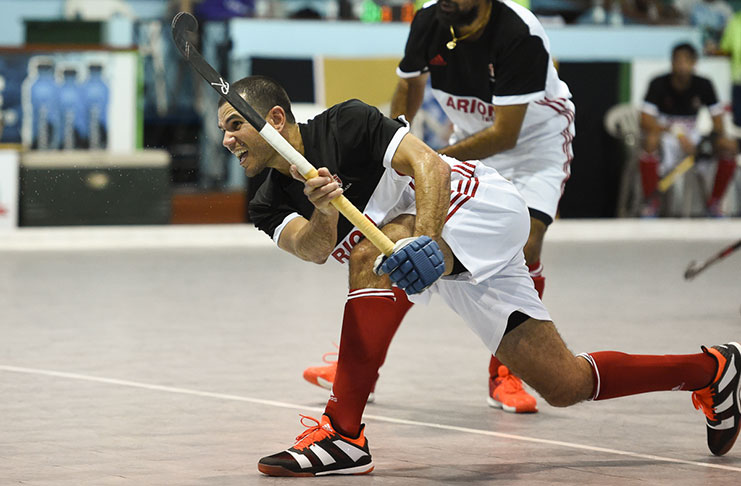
[638,43,737,217]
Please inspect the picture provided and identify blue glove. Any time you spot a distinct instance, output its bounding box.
[374,236,445,295]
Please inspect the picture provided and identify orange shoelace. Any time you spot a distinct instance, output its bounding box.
[321,342,340,364]
[692,389,717,421]
[495,368,524,394]
[293,415,333,450]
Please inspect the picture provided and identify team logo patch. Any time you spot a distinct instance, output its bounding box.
[332,174,351,192]
[429,54,447,66]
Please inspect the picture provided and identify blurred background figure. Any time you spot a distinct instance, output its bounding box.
[719,11,741,130]
[675,0,734,54]
[638,43,737,217]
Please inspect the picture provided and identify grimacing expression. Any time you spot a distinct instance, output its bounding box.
[218,103,271,177]
[436,0,480,27]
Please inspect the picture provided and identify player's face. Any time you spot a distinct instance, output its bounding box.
[435,0,480,26]
[218,103,272,177]
[671,50,696,82]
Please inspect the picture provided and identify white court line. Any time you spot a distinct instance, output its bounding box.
[2,364,741,473]
[1,220,741,251]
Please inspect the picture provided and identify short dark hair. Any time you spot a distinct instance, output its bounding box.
[217,75,295,124]
[672,42,698,61]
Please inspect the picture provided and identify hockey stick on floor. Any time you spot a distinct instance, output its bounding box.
[684,239,741,280]
[171,12,394,256]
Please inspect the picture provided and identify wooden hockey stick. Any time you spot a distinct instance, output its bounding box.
[684,239,741,280]
[656,154,695,194]
[171,12,394,256]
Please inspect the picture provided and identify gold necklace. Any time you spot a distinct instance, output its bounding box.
[447,2,492,50]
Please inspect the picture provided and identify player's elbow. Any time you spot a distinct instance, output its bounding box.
[310,254,330,265]
[299,249,331,265]
[500,134,518,151]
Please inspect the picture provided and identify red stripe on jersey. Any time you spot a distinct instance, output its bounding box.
[452,163,475,178]
[534,98,574,196]
[445,177,479,222]
[469,178,479,198]
[446,195,471,222]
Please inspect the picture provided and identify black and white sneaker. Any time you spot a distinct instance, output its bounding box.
[257,414,374,476]
[692,342,741,456]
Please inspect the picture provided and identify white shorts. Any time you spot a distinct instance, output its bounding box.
[451,99,575,222]
[660,129,700,175]
[409,161,551,354]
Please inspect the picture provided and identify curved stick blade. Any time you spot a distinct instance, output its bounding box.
[684,261,700,280]
[171,12,199,59]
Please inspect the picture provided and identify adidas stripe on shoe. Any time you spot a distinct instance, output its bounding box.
[692,342,741,456]
[257,414,374,477]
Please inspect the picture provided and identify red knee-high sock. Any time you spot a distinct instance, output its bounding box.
[489,355,504,377]
[375,287,413,370]
[325,289,404,437]
[392,285,414,320]
[580,351,718,400]
[527,261,545,300]
[707,157,737,208]
[639,152,660,199]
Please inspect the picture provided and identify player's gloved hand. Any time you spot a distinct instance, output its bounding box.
[373,236,445,295]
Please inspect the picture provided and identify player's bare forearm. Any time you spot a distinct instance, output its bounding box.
[391,75,427,121]
[391,134,450,240]
[438,103,526,160]
[279,166,341,263]
[279,210,339,264]
[712,115,726,138]
[438,125,515,160]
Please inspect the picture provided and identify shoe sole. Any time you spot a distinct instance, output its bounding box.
[487,396,537,413]
[316,377,333,390]
[258,462,374,477]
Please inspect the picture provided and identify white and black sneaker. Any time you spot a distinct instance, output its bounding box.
[692,342,741,456]
[257,414,374,476]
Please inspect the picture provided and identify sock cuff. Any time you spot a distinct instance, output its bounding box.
[576,352,600,400]
[527,261,543,277]
[347,288,396,301]
[639,151,659,164]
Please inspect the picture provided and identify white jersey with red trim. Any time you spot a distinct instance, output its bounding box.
[398,0,571,152]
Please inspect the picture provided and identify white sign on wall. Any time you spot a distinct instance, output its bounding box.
[0,150,19,230]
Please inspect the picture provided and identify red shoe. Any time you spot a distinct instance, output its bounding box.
[303,349,376,402]
[258,414,374,477]
[487,365,538,413]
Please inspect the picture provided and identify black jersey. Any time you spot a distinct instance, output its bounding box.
[249,99,407,248]
[397,0,571,137]
[642,73,724,126]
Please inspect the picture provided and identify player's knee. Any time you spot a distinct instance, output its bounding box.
[540,388,580,408]
[533,358,592,407]
[348,239,379,269]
